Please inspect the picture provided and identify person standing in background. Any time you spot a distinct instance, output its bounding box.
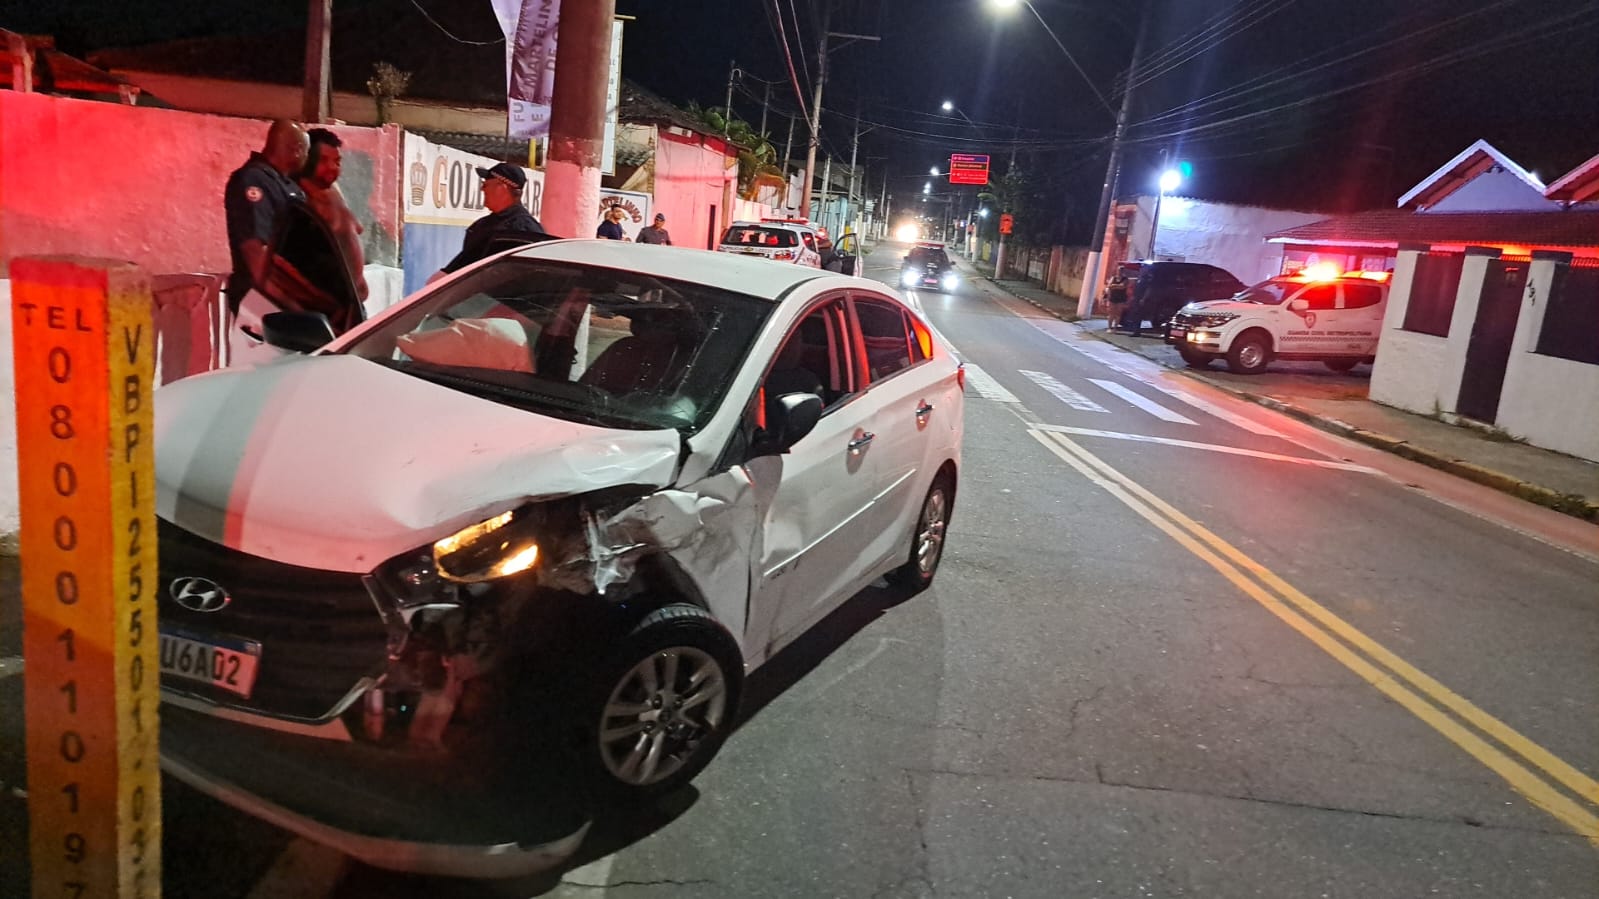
[299,128,369,322]
[596,205,628,240]
[637,213,672,245]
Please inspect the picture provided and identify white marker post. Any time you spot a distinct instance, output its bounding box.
[13,257,160,897]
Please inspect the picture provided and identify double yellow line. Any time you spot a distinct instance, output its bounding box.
[1030,428,1599,844]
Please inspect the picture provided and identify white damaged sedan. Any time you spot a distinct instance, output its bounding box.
[153,240,963,876]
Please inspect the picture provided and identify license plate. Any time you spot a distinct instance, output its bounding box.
[159,631,261,698]
[1168,328,1186,340]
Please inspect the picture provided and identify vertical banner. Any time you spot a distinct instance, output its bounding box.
[14,258,160,898]
[493,0,562,141]
[601,18,624,175]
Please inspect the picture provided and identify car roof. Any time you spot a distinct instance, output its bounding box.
[509,238,832,301]
[731,220,811,232]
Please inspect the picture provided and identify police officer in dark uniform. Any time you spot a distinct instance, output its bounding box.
[223,119,336,364]
[432,162,550,282]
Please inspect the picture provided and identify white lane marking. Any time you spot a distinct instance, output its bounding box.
[1037,425,1379,473]
[246,838,348,899]
[961,364,1020,403]
[1020,370,1107,413]
[1087,378,1198,425]
[0,656,22,680]
[976,288,1289,437]
[563,853,617,888]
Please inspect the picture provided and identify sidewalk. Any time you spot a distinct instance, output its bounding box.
[955,255,1599,523]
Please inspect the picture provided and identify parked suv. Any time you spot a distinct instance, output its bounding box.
[1118,261,1244,336]
[1167,270,1391,374]
[717,221,822,267]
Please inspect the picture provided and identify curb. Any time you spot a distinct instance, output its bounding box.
[973,273,1599,525]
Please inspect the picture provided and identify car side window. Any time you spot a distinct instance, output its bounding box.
[768,299,852,412]
[852,296,915,382]
[1299,285,1339,311]
[1343,284,1384,309]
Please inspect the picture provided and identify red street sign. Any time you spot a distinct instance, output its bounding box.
[949,153,990,186]
[999,213,1014,235]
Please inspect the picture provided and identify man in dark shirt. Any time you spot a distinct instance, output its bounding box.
[596,205,628,240]
[225,119,334,364]
[434,163,548,280]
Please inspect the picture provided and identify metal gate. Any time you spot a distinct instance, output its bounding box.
[1456,259,1528,423]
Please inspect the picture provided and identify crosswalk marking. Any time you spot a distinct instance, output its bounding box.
[961,363,1020,403]
[1087,378,1198,425]
[1020,370,1107,413]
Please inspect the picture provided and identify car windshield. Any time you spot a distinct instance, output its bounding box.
[339,258,771,433]
[722,225,799,248]
[908,248,949,267]
[1236,279,1298,305]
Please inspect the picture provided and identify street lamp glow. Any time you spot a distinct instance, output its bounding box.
[978,208,989,218]
[924,182,931,194]
[1159,169,1183,193]
[941,100,955,111]
[930,166,940,176]
[990,0,1022,9]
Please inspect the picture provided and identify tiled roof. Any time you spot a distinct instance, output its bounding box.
[1266,209,1599,251]
[2,30,136,95]
[1396,139,1545,210]
[1546,152,1599,203]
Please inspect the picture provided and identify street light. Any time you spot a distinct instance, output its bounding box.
[989,0,1146,318]
[930,166,941,176]
[1148,164,1185,261]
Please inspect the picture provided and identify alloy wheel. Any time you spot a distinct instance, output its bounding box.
[598,647,728,786]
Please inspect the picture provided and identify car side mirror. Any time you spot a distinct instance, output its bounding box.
[262,311,337,353]
[754,392,823,455]
[1287,298,1310,312]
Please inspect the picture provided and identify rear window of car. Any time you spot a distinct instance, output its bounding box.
[908,248,949,266]
[722,226,799,249]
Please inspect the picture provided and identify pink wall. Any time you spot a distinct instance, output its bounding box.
[652,131,736,250]
[0,91,402,278]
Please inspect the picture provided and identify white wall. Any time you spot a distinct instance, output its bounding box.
[1494,257,1599,461]
[0,280,16,544]
[1370,250,1453,414]
[1138,196,1327,283]
[1425,169,1560,213]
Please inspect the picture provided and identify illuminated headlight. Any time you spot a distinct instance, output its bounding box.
[1194,313,1238,327]
[941,273,960,289]
[432,508,541,583]
[1187,330,1221,342]
[902,271,919,287]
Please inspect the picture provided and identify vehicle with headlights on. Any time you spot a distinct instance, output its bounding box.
[901,242,959,293]
[1167,269,1391,374]
[153,240,963,877]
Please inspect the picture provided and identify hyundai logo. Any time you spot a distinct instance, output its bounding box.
[169,576,231,613]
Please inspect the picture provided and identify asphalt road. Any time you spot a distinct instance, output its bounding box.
[3,242,1597,897]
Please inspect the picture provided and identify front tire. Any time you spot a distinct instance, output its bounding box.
[1178,347,1213,368]
[583,604,743,801]
[887,473,955,593]
[1324,358,1359,373]
[1226,331,1273,374]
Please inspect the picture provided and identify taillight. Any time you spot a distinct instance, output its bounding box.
[956,363,966,390]
[774,250,794,261]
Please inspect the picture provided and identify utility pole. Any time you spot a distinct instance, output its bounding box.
[799,1,879,223]
[845,108,861,235]
[723,60,738,136]
[819,154,832,231]
[759,81,772,138]
[1077,4,1150,319]
[301,0,332,123]
[782,114,797,212]
[543,0,616,241]
[800,3,832,222]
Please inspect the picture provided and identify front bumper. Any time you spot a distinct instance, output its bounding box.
[1166,324,1227,349]
[160,701,591,877]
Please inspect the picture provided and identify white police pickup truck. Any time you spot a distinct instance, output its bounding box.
[1166,269,1392,374]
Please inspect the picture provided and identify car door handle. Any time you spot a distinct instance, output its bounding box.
[848,432,876,454]
[915,402,934,418]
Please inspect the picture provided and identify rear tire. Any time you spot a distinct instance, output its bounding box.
[581,604,743,802]
[1226,331,1273,374]
[887,472,955,594]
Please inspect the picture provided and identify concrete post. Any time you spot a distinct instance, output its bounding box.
[543,0,617,240]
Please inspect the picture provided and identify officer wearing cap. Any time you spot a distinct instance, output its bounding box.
[433,162,549,280]
[637,212,672,245]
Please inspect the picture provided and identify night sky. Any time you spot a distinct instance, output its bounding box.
[14,0,1599,239]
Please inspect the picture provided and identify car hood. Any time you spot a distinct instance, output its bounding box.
[1182,299,1254,313]
[155,355,684,573]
